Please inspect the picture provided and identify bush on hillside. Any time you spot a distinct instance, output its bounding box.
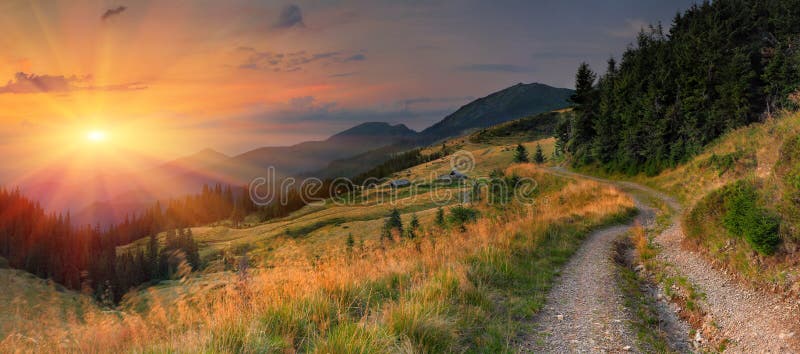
[448,206,479,231]
[701,148,757,177]
[774,133,800,241]
[719,180,781,255]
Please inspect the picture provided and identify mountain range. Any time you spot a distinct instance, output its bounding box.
[21,82,572,226]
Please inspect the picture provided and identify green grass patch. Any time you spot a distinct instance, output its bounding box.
[614,237,675,353]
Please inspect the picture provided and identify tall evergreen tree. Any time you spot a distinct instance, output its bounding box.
[567,62,598,161]
[534,143,546,163]
[514,144,529,163]
[388,208,403,233]
[435,207,446,227]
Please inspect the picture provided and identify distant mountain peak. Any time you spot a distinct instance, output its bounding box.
[330,122,417,139]
[194,148,229,158]
[170,148,230,168]
[419,82,573,141]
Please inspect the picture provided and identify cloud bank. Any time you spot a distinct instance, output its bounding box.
[0,72,146,94]
[236,47,366,72]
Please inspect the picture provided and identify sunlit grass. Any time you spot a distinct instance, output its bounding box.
[2,159,635,352]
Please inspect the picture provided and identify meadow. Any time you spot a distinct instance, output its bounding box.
[1,137,635,352]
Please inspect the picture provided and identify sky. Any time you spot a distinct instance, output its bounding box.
[0,0,697,182]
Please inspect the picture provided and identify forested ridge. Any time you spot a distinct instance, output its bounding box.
[0,175,350,302]
[0,184,257,302]
[557,0,800,174]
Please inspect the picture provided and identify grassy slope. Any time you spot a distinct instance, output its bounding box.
[118,165,633,353]
[583,112,800,293]
[3,113,637,352]
[118,136,557,271]
[0,268,98,342]
[468,109,569,145]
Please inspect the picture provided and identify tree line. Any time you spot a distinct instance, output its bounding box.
[0,183,258,302]
[557,0,800,175]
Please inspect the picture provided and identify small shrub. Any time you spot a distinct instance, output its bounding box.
[743,213,781,255]
[720,180,781,255]
[721,181,758,236]
[702,148,757,177]
[448,206,479,230]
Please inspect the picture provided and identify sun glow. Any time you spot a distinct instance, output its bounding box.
[86,130,107,142]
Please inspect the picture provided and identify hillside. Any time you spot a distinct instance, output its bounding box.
[421,82,572,142]
[4,128,637,352]
[469,109,570,144]
[661,113,800,291]
[585,112,800,297]
[0,267,99,340]
[311,142,416,179]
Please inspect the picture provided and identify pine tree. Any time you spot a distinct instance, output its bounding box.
[534,143,545,163]
[514,144,529,163]
[407,213,420,239]
[591,57,619,163]
[567,62,598,161]
[435,207,445,227]
[387,208,403,235]
[345,233,355,253]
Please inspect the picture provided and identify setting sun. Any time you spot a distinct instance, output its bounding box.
[86,130,107,142]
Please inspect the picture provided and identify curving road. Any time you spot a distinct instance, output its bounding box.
[527,167,800,353]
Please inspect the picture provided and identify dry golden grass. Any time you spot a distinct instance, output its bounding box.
[1,164,634,353]
[638,112,800,204]
[0,269,94,341]
[117,137,558,273]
